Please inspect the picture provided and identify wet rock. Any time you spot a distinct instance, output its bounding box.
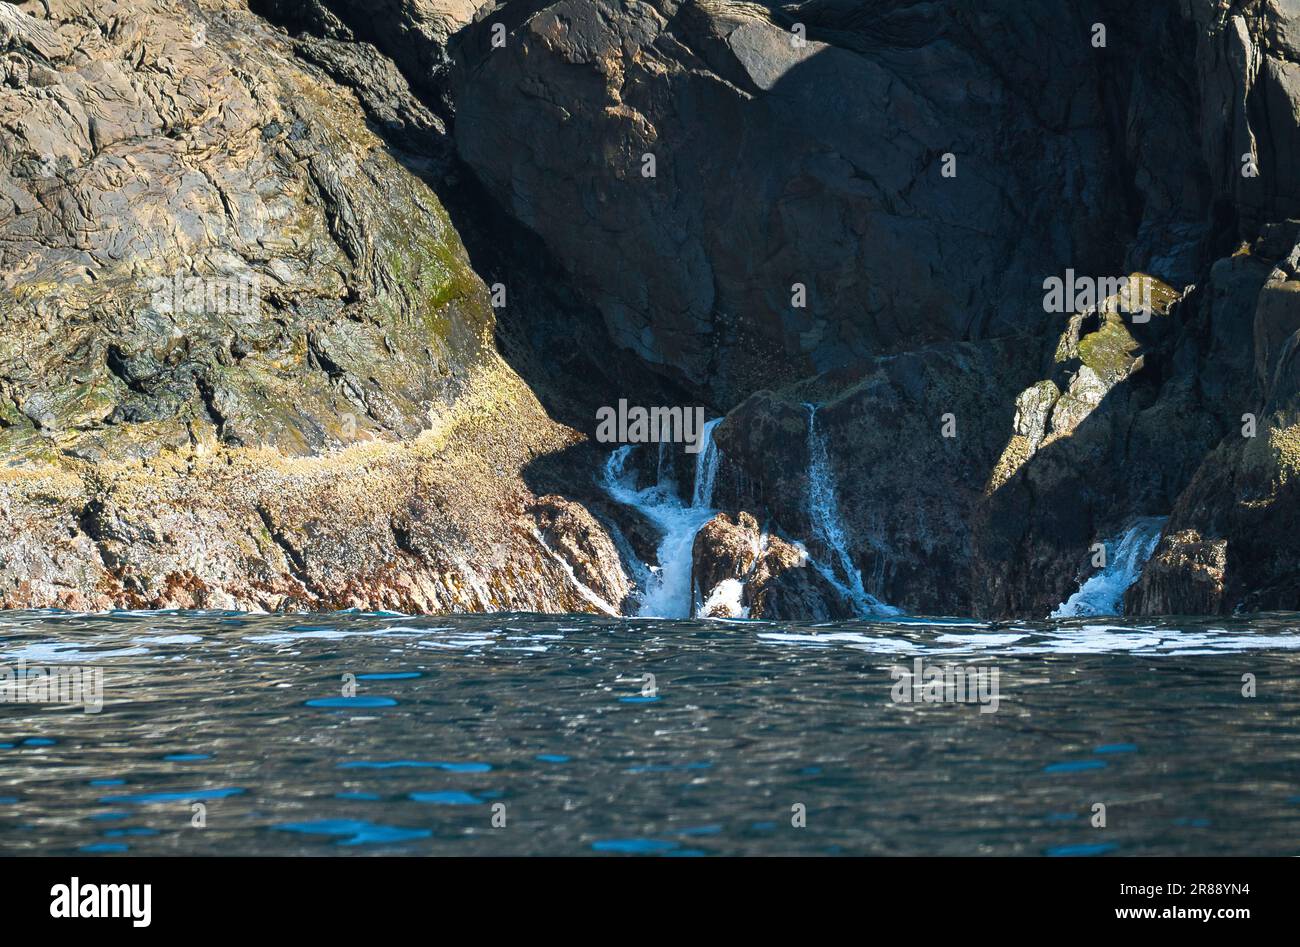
[748,537,856,623]
[692,511,763,603]
[691,509,854,620]
[531,494,632,612]
[1126,529,1228,616]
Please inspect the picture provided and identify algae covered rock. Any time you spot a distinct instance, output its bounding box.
[0,0,630,612]
[1130,231,1300,614]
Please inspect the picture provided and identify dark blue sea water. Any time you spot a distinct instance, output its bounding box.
[2,609,1299,855]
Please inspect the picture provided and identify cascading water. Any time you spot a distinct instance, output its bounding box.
[1051,516,1168,618]
[804,403,899,617]
[691,418,724,508]
[600,420,724,618]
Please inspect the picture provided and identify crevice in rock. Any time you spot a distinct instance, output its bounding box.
[256,504,312,589]
[193,376,228,442]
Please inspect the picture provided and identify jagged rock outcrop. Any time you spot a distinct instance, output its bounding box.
[0,0,631,611]
[690,509,849,619]
[1129,223,1300,614]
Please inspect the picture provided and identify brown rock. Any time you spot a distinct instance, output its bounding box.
[1126,530,1228,615]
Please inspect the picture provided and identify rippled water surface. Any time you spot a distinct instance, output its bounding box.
[3,610,1300,855]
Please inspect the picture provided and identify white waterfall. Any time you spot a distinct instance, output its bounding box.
[691,417,724,508]
[804,403,899,617]
[1051,517,1167,618]
[599,420,724,618]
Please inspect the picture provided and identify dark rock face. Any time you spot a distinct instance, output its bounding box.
[3,0,1299,618]
[446,0,1300,617]
[451,0,1215,405]
[709,338,1045,616]
[1129,226,1300,614]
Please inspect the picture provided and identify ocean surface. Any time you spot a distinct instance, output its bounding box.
[2,609,1300,856]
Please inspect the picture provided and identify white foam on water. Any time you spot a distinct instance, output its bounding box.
[757,620,1300,656]
[699,578,749,619]
[0,642,150,662]
[933,632,1031,648]
[243,627,427,644]
[1051,517,1167,618]
[414,630,504,650]
[757,630,920,652]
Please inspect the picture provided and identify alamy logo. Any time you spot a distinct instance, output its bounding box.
[1042,270,1153,322]
[50,878,151,927]
[0,661,102,713]
[890,658,1000,713]
[596,400,708,454]
[147,270,262,318]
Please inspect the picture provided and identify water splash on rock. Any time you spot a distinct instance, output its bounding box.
[600,420,724,617]
[1051,517,1168,618]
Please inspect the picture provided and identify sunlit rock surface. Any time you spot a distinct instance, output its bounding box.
[0,0,629,611]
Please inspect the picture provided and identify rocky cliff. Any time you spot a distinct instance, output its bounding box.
[2,0,1298,618]
[0,0,633,611]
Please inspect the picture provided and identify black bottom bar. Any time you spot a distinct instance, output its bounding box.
[1,856,1284,933]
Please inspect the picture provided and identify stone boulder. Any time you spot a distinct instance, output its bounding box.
[691,509,855,620]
